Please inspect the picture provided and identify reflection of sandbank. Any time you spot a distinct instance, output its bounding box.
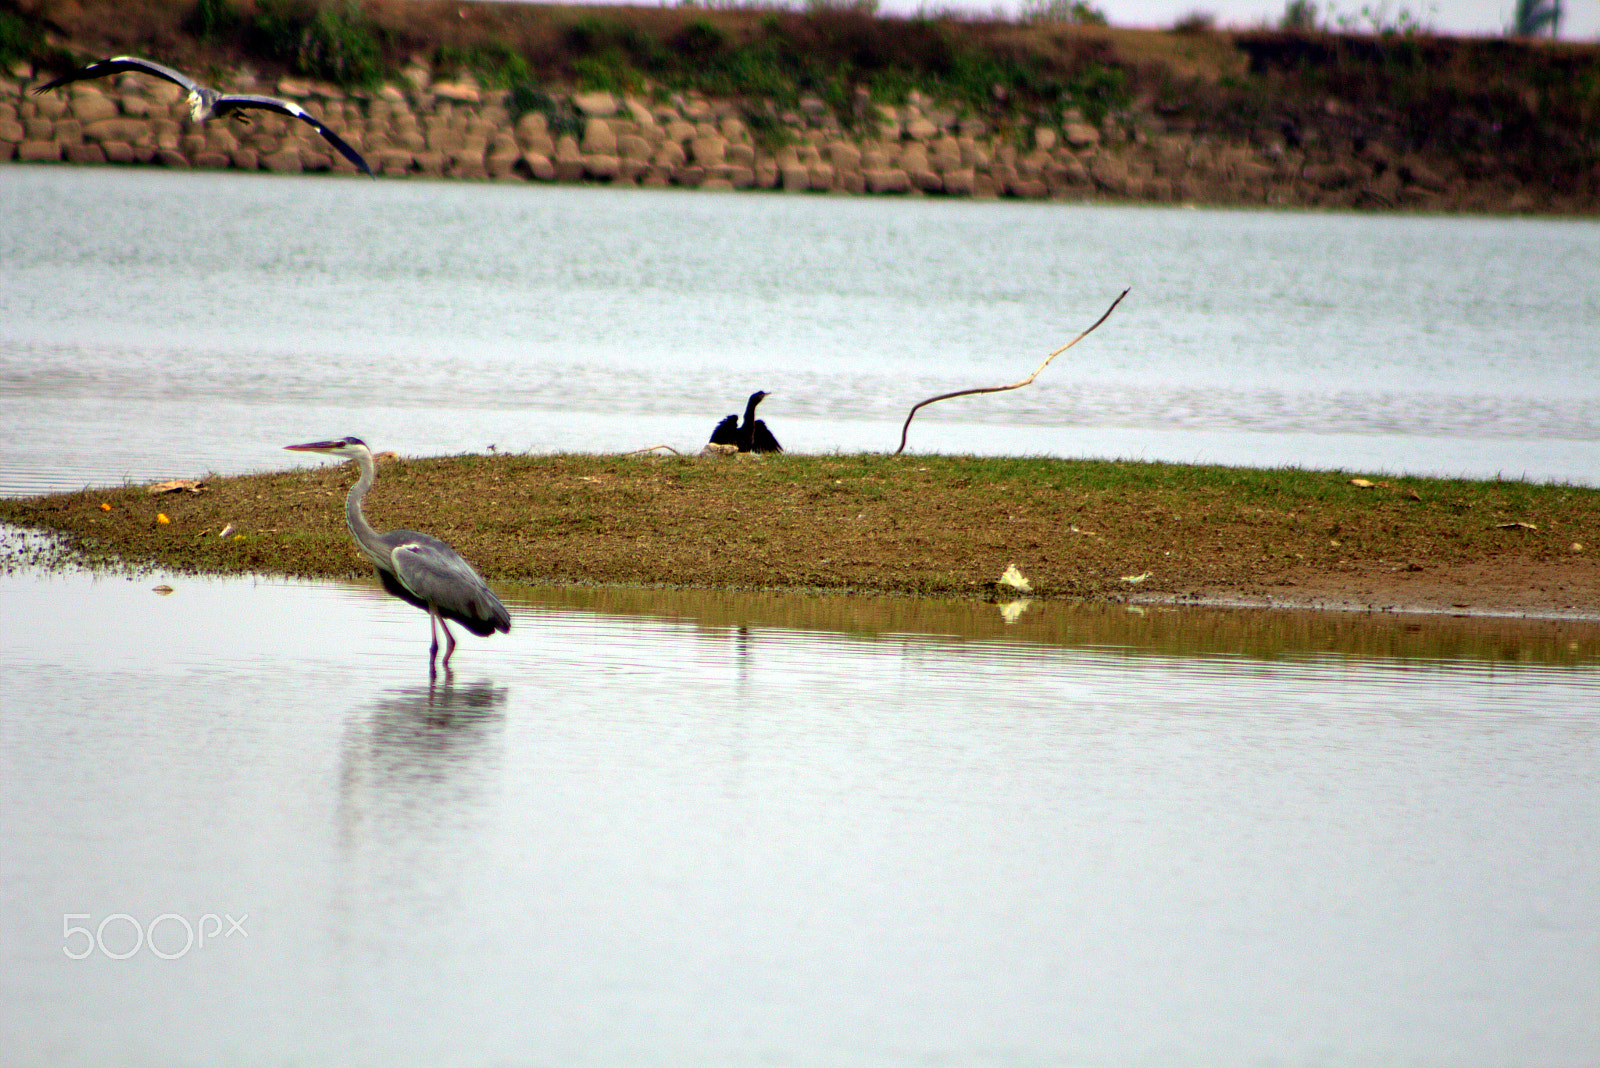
[515,583,1599,668]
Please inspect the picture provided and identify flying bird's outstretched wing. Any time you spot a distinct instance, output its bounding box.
[33,55,200,96]
[33,56,374,179]
[215,94,375,178]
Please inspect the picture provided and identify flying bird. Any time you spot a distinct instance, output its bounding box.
[284,437,510,676]
[34,56,374,178]
[709,390,782,453]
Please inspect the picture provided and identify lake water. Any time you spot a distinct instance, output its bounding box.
[1,165,1596,496]
[2,559,1596,1066]
[2,166,1598,1065]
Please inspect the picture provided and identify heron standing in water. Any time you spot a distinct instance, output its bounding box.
[284,437,510,676]
[34,56,375,178]
[709,390,782,453]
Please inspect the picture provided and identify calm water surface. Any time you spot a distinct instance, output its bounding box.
[1,166,1596,495]
[2,167,1597,1065]
[2,556,1597,1066]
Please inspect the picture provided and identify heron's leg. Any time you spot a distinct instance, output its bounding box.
[439,619,458,674]
[427,609,441,677]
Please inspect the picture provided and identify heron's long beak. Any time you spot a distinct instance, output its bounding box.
[284,440,341,453]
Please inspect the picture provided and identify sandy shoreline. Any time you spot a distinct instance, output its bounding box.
[1134,558,1600,621]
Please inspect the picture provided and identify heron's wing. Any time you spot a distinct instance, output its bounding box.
[709,415,739,445]
[217,94,375,178]
[750,420,783,453]
[386,532,511,636]
[34,56,200,95]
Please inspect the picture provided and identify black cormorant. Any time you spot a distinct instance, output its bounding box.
[709,391,782,453]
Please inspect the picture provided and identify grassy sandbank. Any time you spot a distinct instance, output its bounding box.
[3,452,1595,617]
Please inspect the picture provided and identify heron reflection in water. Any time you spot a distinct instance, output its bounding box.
[284,437,510,676]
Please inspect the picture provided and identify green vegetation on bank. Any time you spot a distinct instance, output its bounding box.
[7,0,1596,196]
[2,454,1593,611]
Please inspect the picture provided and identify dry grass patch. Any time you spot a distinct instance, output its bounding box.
[3,453,1595,615]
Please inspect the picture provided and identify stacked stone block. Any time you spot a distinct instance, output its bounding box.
[0,61,1528,210]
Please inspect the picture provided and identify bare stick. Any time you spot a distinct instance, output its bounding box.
[893,288,1130,455]
[624,444,684,456]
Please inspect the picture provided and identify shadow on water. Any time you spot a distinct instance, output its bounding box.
[509,582,1599,668]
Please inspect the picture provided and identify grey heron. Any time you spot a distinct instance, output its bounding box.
[284,437,510,675]
[709,391,782,453]
[34,56,374,178]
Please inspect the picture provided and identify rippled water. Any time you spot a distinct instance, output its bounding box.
[1,166,1597,496]
[3,560,1597,1066]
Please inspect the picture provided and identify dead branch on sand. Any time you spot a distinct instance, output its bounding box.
[894,288,1129,456]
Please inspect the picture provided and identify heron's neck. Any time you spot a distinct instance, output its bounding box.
[343,451,391,568]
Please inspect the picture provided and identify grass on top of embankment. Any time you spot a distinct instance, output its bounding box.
[1,452,1594,606]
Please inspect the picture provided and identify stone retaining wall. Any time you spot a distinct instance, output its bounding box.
[0,60,1564,212]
